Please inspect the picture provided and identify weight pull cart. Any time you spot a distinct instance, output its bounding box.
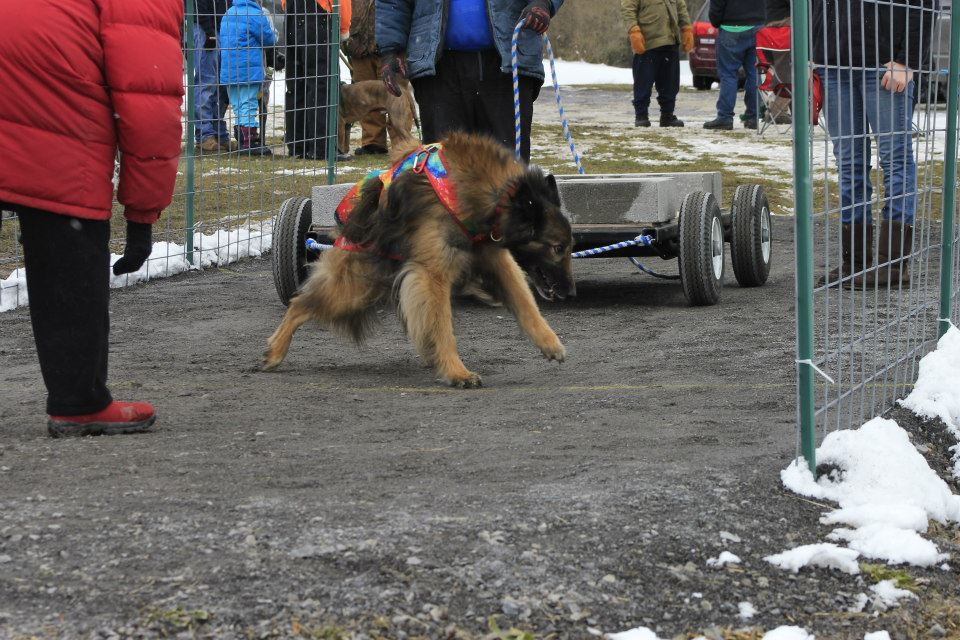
[271,172,773,306]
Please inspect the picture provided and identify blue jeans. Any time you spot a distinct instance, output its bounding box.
[715,27,758,122]
[226,83,261,129]
[193,28,230,142]
[822,68,916,225]
[631,45,681,119]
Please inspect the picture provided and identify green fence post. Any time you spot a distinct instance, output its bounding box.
[791,0,816,472]
[940,3,960,339]
[184,9,197,265]
[326,1,341,186]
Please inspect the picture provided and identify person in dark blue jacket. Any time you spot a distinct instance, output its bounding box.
[376,0,563,162]
[220,0,277,155]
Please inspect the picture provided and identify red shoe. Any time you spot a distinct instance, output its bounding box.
[47,401,156,438]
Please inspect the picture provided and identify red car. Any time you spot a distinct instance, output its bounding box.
[688,3,747,90]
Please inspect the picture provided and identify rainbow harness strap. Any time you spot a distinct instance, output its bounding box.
[334,144,489,258]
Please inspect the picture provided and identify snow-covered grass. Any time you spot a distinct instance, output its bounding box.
[868,580,919,611]
[0,226,272,313]
[901,326,960,478]
[779,416,959,568]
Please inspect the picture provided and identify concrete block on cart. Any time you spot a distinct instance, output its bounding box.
[311,184,353,227]
[554,175,676,224]
[558,172,722,204]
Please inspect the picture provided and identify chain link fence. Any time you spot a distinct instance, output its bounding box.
[0,0,342,312]
[792,0,959,469]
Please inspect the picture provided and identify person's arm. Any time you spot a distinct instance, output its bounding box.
[678,0,691,29]
[893,0,936,70]
[708,0,725,28]
[620,0,640,28]
[259,12,277,47]
[376,0,413,54]
[99,0,184,225]
[339,0,353,38]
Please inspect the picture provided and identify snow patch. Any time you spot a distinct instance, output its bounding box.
[762,627,814,640]
[864,632,891,640]
[738,601,757,620]
[900,326,960,478]
[764,543,860,574]
[869,579,918,611]
[780,417,960,567]
[606,627,663,640]
[706,551,742,567]
[1,225,272,313]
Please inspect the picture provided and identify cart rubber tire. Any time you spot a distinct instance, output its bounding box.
[679,191,725,306]
[730,184,772,287]
[272,196,313,306]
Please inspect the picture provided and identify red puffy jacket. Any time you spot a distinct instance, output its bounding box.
[0,0,184,224]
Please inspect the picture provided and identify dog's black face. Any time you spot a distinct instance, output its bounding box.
[500,169,576,302]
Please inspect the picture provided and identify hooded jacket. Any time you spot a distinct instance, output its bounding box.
[0,0,184,223]
[376,0,565,81]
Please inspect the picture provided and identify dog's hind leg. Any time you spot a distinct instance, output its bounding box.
[397,264,481,388]
[479,248,566,363]
[263,250,384,370]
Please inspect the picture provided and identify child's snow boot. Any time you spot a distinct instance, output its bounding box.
[238,126,272,157]
[48,401,156,438]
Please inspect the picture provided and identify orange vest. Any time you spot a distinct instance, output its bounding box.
[279,0,352,37]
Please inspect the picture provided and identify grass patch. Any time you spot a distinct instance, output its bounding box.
[859,562,919,592]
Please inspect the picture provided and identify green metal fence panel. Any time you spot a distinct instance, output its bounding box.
[796,0,957,460]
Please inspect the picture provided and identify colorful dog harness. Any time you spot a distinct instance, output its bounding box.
[334,144,501,258]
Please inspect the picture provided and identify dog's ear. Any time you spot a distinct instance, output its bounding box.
[545,173,560,207]
[499,177,543,246]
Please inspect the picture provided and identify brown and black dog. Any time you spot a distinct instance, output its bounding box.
[263,132,575,388]
[338,79,418,151]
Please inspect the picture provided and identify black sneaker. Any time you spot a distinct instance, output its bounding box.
[660,114,684,128]
[354,144,388,156]
[742,117,758,130]
[703,118,734,130]
[634,117,651,128]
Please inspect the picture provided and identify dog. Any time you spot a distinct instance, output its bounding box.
[338,79,418,150]
[263,132,575,388]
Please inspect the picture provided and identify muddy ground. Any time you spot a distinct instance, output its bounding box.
[1,87,959,639]
[2,227,959,640]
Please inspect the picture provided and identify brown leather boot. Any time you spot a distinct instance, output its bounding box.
[862,220,913,287]
[819,223,873,287]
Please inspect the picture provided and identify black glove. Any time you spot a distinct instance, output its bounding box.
[113,221,153,276]
[520,0,552,34]
[379,51,407,98]
[204,34,217,49]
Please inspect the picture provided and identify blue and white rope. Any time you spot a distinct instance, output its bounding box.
[305,238,334,253]
[571,234,653,258]
[511,22,584,175]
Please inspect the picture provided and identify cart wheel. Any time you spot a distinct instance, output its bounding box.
[272,196,314,306]
[679,191,725,306]
[730,184,772,287]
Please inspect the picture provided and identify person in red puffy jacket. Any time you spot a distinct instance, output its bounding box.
[0,0,184,437]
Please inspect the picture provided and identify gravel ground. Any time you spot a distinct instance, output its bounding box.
[2,223,959,639]
[1,86,958,640]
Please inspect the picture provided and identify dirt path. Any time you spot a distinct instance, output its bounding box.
[2,227,957,638]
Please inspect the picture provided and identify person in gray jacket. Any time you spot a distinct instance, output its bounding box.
[376,0,564,162]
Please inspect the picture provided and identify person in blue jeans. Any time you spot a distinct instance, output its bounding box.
[192,0,235,154]
[813,0,932,287]
[220,0,277,155]
[704,0,765,130]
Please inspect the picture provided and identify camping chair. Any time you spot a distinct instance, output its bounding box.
[755,25,793,135]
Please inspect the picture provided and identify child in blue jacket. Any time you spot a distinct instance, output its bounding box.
[219,0,276,155]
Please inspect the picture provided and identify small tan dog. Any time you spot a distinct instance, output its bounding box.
[338,79,418,150]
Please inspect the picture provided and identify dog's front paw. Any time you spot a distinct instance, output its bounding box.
[448,371,483,389]
[262,349,283,371]
[540,338,566,363]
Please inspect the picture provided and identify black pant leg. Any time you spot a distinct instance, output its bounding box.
[15,207,113,416]
[654,45,681,116]
[631,51,658,119]
[475,50,541,163]
[411,53,476,145]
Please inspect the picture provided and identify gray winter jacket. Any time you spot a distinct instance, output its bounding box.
[375,0,564,80]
